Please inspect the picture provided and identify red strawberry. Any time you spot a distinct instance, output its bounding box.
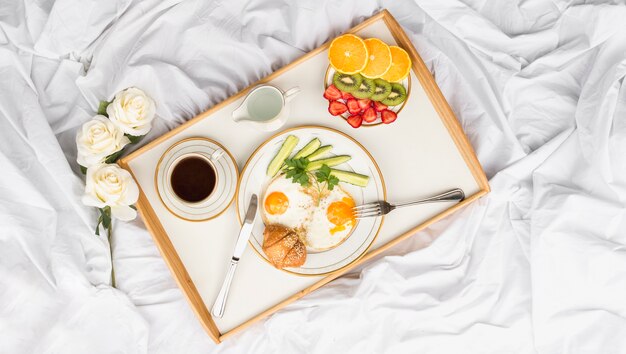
[323,85,342,101]
[346,99,361,115]
[373,101,388,112]
[341,91,354,100]
[328,101,348,116]
[380,110,398,124]
[357,99,372,110]
[362,107,377,123]
[346,114,363,128]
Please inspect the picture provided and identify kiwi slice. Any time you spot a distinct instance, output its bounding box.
[381,83,407,106]
[333,72,363,93]
[352,77,375,99]
[371,79,392,101]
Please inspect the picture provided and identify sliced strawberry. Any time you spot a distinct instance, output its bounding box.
[346,99,361,115]
[357,99,372,110]
[362,107,377,123]
[373,101,388,112]
[346,114,363,128]
[380,110,398,124]
[328,101,348,116]
[341,91,354,101]
[323,85,342,101]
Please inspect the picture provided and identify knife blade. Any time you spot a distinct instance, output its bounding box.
[211,194,258,318]
[231,194,258,261]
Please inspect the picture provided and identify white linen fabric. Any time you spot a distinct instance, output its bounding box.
[1,0,625,353]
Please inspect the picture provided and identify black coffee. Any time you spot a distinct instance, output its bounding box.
[170,156,216,202]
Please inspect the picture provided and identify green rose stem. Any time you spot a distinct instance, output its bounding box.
[95,206,115,288]
[107,224,116,288]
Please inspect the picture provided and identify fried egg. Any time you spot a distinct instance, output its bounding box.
[305,186,357,251]
[262,174,358,253]
[262,175,314,230]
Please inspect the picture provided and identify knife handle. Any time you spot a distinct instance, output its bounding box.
[211,259,238,318]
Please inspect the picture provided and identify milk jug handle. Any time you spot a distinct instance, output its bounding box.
[283,86,301,103]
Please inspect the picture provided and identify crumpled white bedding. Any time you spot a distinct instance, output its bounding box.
[1,0,625,353]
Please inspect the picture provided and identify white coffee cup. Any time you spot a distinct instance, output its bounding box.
[165,149,224,205]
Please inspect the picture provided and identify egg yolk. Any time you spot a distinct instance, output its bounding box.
[265,192,289,215]
[327,197,356,234]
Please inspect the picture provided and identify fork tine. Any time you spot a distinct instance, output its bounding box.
[355,211,381,219]
[352,203,379,211]
[353,205,380,214]
[354,207,381,217]
[352,206,380,215]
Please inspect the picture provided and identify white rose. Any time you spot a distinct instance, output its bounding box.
[107,87,156,136]
[82,164,139,221]
[76,115,130,168]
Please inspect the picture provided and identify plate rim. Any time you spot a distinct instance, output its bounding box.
[154,137,239,222]
[235,125,387,277]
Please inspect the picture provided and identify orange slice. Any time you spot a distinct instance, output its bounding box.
[361,38,392,79]
[328,34,368,75]
[380,46,412,82]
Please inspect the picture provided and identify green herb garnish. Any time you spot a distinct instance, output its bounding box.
[315,164,339,190]
[283,158,339,192]
[284,157,311,187]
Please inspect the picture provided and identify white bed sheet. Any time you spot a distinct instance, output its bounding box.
[1,0,625,353]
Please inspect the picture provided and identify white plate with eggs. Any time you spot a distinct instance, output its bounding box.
[236,126,386,276]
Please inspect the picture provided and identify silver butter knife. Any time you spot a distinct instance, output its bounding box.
[211,194,258,318]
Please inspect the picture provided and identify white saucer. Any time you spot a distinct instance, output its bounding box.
[155,137,238,221]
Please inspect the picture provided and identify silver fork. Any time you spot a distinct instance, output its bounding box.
[352,188,465,219]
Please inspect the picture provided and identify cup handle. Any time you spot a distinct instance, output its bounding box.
[209,148,225,162]
[283,86,301,103]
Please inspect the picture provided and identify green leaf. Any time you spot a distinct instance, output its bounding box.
[327,175,339,190]
[97,100,111,116]
[297,158,308,169]
[95,215,102,236]
[129,205,137,210]
[283,157,311,187]
[313,164,338,190]
[126,134,143,144]
[101,207,112,229]
[315,164,331,182]
[298,173,309,186]
[104,149,125,163]
[80,165,87,175]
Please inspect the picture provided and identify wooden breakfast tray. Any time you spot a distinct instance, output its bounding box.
[119,10,489,343]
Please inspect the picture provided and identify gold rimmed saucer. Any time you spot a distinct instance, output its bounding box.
[155,137,238,222]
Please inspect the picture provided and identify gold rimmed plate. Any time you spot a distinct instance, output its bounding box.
[155,137,238,222]
[236,126,386,276]
[324,65,411,127]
